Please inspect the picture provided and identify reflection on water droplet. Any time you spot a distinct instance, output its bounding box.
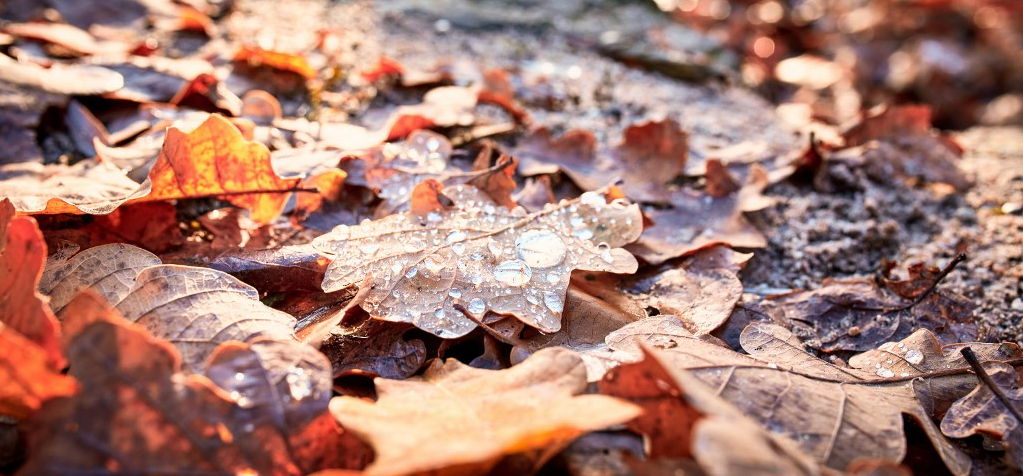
[233,372,245,382]
[230,391,254,408]
[468,298,487,315]
[446,230,467,244]
[580,191,605,207]
[286,367,313,401]
[573,228,594,240]
[359,242,380,255]
[546,273,561,285]
[494,260,532,286]
[543,292,564,312]
[515,229,567,268]
[405,267,418,279]
[905,349,924,365]
[875,367,895,378]
[597,242,613,263]
[448,288,462,299]
[452,242,466,255]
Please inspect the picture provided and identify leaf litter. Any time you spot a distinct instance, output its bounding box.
[0,1,1022,475]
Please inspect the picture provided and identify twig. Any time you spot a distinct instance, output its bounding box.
[452,303,528,347]
[960,347,1023,424]
[846,253,967,313]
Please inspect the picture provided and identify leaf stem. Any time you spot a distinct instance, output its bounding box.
[960,347,1023,423]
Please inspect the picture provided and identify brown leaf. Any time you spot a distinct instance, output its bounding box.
[941,362,1023,468]
[516,119,688,202]
[0,54,124,95]
[588,318,1023,474]
[312,186,642,337]
[469,145,518,209]
[409,178,448,217]
[627,166,770,265]
[44,243,296,369]
[602,348,823,475]
[0,323,76,420]
[0,199,63,368]
[20,302,305,476]
[329,347,640,476]
[324,317,427,380]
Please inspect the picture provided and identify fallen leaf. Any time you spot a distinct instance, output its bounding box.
[322,317,427,379]
[0,160,140,215]
[589,318,1023,474]
[941,362,1023,468]
[627,165,771,265]
[329,347,640,476]
[20,302,305,476]
[602,347,823,475]
[43,243,296,369]
[234,45,317,80]
[516,119,688,202]
[0,54,124,95]
[0,323,76,420]
[2,22,128,56]
[0,199,63,368]
[312,186,642,337]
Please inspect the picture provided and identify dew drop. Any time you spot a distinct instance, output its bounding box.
[427,212,443,223]
[285,367,313,401]
[543,292,564,312]
[451,242,467,255]
[515,229,567,268]
[526,294,540,305]
[573,228,594,240]
[448,288,462,299]
[233,372,245,382]
[580,191,605,207]
[875,367,895,378]
[390,261,403,274]
[570,215,586,228]
[405,267,418,279]
[546,273,561,285]
[597,242,614,263]
[359,242,380,255]
[468,298,487,315]
[494,260,532,286]
[905,349,924,365]
[445,230,467,244]
[230,391,254,408]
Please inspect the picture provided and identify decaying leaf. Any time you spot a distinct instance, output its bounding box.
[585,317,1023,474]
[313,186,642,337]
[0,199,63,368]
[941,362,1023,468]
[21,301,307,476]
[627,165,771,265]
[322,317,427,380]
[329,347,640,476]
[602,347,823,476]
[516,119,688,203]
[0,323,76,420]
[44,243,296,369]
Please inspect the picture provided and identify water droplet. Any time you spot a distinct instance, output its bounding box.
[434,308,446,320]
[468,298,486,315]
[405,267,418,279]
[573,228,594,240]
[230,391,254,408]
[494,260,532,286]
[359,242,380,255]
[546,273,561,285]
[905,349,924,365]
[233,372,245,382]
[597,243,613,263]
[515,229,567,268]
[448,288,462,299]
[487,238,503,258]
[875,367,895,378]
[526,294,540,305]
[427,212,443,223]
[483,204,496,214]
[451,242,466,255]
[570,215,586,228]
[286,367,313,401]
[391,261,403,274]
[543,292,564,312]
[446,230,467,244]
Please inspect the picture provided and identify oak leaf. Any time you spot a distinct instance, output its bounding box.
[0,323,76,420]
[329,347,640,476]
[940,362,1023,468]
[313,186,642,337]
[587,317,1023,474]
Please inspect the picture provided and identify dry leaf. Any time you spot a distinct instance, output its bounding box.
[940,362,1023,468]
[329,347,641,476]
[21,303,305,476]
[589,318,1023,474]
[235,45,317,80]
[0,323,76,420]
[627,165,771,265]
[516,119,688,203]
[0,199,63,368]
[0,160,140,215]
[602,347,823,476]
[313,186,642,337]
[44,243,296,369]
[0,54,124,95]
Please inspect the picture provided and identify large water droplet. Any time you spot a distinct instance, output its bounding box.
[573,228,594,240]
[468,298,487,315]
[448,288,462,299]
[546,273,561,285]
[451,242,467,255]
[543,292,564,312]
[580,191,605,207]
[905,349,924,365]
[446,230,467,244]
[597,242,613,263]
[494,260,532,286]
[515,229,567,268]
[359,242,380,255]
[286,367,313,401]
[405,266,419,279]
[875,367,895,378]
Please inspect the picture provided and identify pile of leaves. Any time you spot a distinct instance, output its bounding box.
[1,1,1022,475]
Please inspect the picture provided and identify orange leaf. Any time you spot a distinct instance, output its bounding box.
[409,178,447,217]
[234,45,317,80]
[296,169,347,215]
[0,323,77,420]
[0,199,63,369]
[360,56,404,83]
[147,114,300,223]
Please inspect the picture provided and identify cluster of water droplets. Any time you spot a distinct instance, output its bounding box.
[312,186,643,338]
[366,130,454,207]
[860,340,928,379]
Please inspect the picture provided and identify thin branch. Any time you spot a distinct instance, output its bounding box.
[961,347,1023,424]
[845,253,967,313]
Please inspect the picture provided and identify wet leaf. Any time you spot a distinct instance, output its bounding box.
[329,347,640,476]
[312,186,642,337]
[0,199,62,368]
[941,362,1023,468]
